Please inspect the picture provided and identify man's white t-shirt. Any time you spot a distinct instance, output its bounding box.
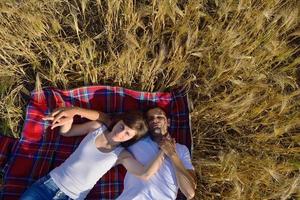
[116,136,194,200]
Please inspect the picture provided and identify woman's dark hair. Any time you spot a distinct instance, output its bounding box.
[112,110,148,147]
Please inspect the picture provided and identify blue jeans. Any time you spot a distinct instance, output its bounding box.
[20,174,71,200]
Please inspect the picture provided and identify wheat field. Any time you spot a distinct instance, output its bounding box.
[0,0,299,199]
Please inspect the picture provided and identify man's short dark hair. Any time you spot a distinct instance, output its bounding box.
[145,106,168,117]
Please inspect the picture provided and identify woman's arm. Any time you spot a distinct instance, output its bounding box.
[60,121,103,137]
[43,106,112,136]
[116,150,165,180]
[44,115,103,137]
[43,106,112,127]
[43,107,107,137]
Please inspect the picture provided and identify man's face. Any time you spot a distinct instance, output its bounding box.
[146,108,169,138]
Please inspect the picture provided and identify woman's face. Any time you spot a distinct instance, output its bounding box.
[111,120,137,142]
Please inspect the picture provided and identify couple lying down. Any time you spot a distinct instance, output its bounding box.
[20,106,196,200]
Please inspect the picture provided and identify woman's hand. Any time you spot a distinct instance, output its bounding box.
[43,107,78,130]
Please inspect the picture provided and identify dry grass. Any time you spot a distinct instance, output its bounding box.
[0,0,299,199]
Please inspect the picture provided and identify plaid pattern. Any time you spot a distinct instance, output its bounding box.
[0,86,191,200]
[0,136,18,173]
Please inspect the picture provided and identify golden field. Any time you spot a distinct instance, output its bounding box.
[0,0,299,199]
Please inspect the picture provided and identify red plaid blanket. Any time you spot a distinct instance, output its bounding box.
[0,86,192,200]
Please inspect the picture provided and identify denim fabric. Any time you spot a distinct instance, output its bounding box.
[20,174,71,200]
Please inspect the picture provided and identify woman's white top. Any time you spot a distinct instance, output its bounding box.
[50,124,124,200]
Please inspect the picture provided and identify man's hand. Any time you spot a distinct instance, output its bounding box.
[160,137,196,199]
[43,107,77,130]
[159,137,177,157]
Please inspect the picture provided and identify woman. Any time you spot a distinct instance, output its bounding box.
[21,107,165,200]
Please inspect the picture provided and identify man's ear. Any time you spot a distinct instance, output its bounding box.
[167,118,171,127]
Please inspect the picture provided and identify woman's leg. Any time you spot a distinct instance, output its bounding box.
[20,174,70,200]
[20,175,54,200]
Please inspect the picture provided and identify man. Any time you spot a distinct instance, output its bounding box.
[48,106,196,199]
[116,107,196,200]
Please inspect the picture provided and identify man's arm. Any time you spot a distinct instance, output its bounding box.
[169,153,196,199]
[160,138,196,199]
[116,150,165,180]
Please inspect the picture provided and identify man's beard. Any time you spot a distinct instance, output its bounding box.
[149,128,169,142]
[149,128,161,141]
